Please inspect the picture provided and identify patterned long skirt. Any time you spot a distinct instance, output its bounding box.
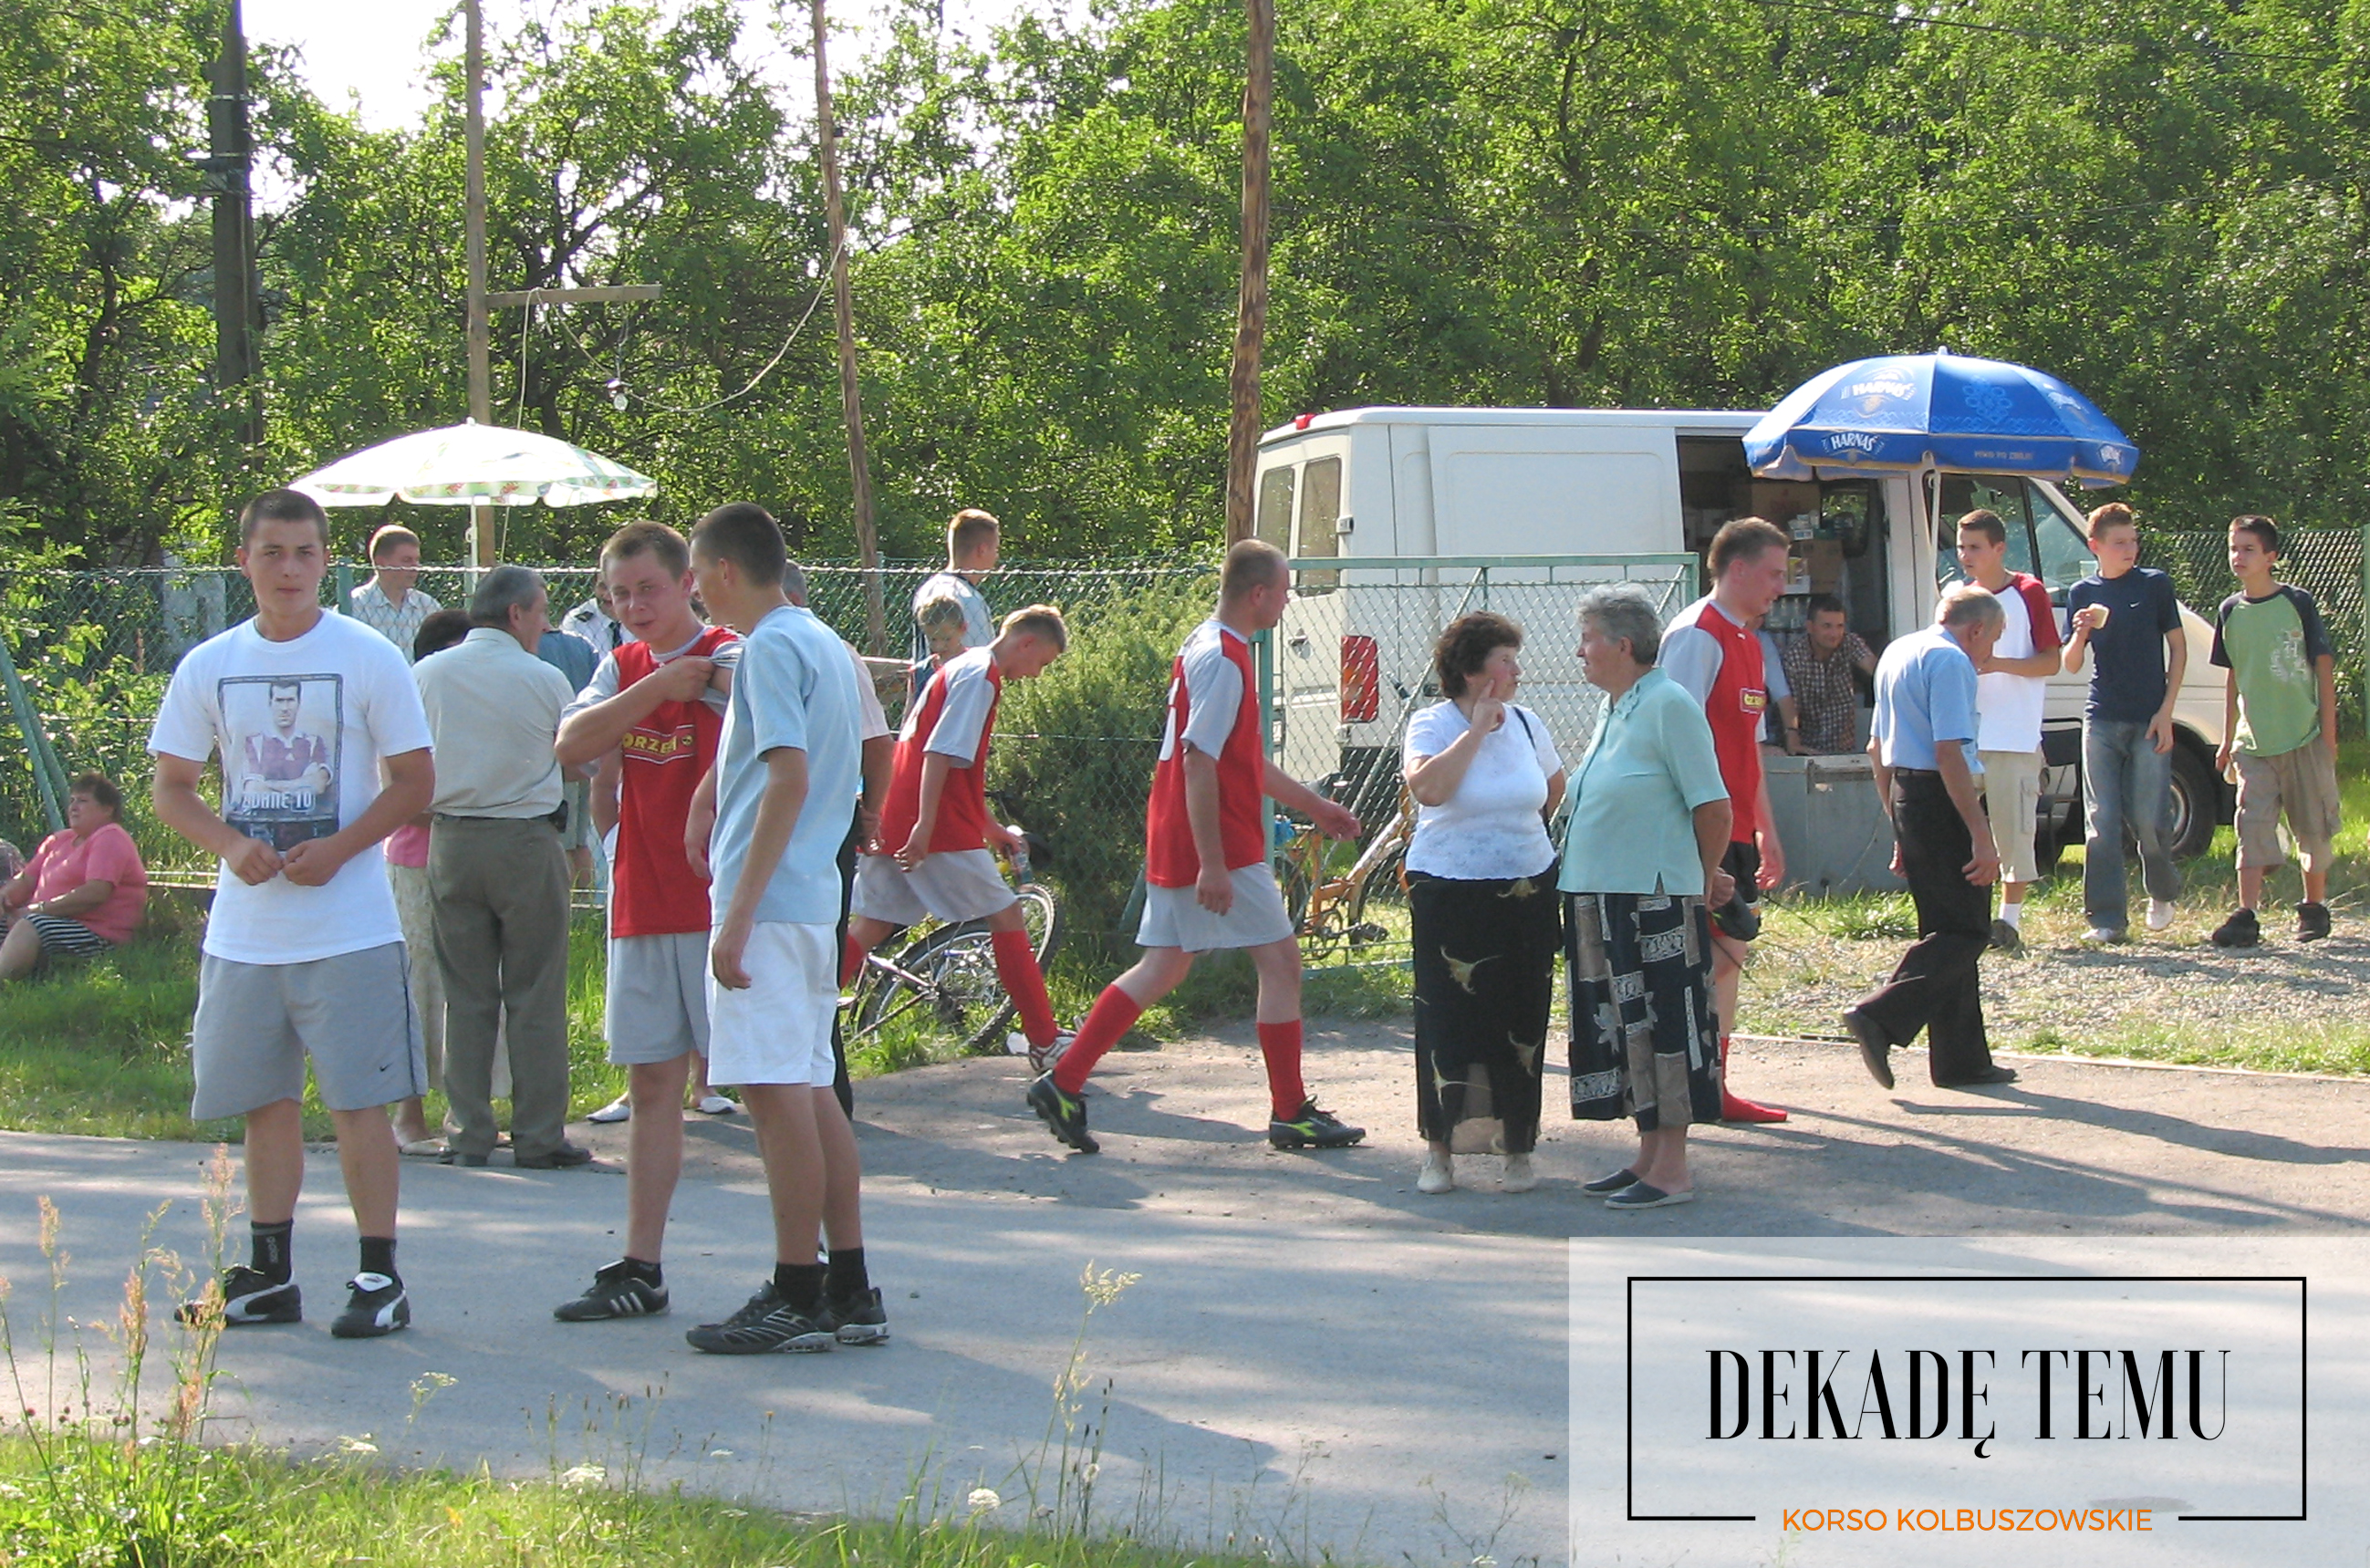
[1565,890,1721,1131]
[1408,867,1560,1154]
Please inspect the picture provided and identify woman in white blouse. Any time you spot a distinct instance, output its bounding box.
[1401,612,1567,1195]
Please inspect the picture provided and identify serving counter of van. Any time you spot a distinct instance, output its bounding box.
[1255,406,2230,870]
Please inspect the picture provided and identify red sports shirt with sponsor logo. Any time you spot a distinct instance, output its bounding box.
[611,625,735,937]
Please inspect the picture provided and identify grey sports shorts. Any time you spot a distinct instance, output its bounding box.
[190,941,427,1120]
[605,930,711,1065]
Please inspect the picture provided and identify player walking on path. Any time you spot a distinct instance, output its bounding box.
[152,490,435,1339]
[547,521,740,1321]
[847,606,1073,1064]
[1027,540,1366,1155]
[1658,517,1791,1124]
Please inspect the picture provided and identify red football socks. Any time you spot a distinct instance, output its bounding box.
[1052,985,1146,1095]
[1717,1035,1788,1123]
[991,929,1060,1047]
[840,933,867,988]
[1257,1021,1308,1120]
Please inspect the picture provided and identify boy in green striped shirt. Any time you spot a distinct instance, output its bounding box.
[2209,514,2340,946]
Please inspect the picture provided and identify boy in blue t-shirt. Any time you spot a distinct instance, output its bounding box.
[2208,514,2340,947]
[2061,502,2188,942]
[681,503,886,1356]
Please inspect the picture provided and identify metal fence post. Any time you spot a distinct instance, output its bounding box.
[0,634,67,835]
[333,563,355,612]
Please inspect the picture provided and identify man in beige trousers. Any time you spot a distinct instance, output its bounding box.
[414,566,587,1168]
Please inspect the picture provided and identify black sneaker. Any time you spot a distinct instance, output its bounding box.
[329,1272,410,1339]
[178,1265,300,1327]
[1026,1072,1098,1154]
[2209,908,2261,949]
[2297,902,2333,942]
[684,1282,835,1355]
[554,1260,669,1322]
[1268,1100,1366,1149]
[825,1285,891,1346]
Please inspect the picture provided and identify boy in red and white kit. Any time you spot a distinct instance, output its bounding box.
[1658,516,1792,1124]
[847,606,1071,1063]
[547,521,738,1322]
[1027,540,1366,1155]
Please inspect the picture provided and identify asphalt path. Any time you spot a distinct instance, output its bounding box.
[1,1024,2365,1566]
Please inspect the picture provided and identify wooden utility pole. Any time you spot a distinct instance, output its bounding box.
[463,0,495,566]
[203,0,262,452]
[1222,0,1275,545]
[810,0,889,655]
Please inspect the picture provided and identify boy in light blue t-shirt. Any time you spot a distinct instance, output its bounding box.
[682,503,884,1357]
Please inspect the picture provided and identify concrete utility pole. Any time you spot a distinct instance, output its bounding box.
[810,0,889,656]
[1222,0,1275,545]
[464,0,495,566]
[203,0,262,452]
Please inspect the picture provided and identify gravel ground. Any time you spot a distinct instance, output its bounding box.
[1740,906,2370,1060]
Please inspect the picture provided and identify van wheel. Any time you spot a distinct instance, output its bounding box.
[2166,743,2219,860]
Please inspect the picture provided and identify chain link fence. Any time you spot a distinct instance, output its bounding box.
[0,558,1220,948]
[2144,526,2370,736]
[1265,556,1700,966]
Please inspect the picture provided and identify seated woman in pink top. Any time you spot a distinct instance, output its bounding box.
[0,771,149,979]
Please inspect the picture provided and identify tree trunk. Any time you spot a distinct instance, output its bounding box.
[1223,0,1275,545]
[812,0,889,655]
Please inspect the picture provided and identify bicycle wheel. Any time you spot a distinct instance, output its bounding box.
[854,919,1015,1056]
[1012,881,1062,967]
[1345,837,1407,947]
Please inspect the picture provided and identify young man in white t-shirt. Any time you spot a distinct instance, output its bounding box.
[1954,510,2064,951]
[151,489,436,1340]
[906,507,999,697]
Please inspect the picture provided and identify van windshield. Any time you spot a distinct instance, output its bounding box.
[1932,473,2095,599]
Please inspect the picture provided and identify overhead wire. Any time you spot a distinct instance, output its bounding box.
[1744,0,2352,66]
[539,240,848,419]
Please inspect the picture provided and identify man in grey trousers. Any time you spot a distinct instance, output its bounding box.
[414,566,588,1168]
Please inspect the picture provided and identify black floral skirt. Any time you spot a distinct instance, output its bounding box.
[1565,890,1721,1131]
[1408,866,1560,1154]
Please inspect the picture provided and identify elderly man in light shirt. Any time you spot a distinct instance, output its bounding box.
[413,566,587,1169]
[1842,584,2013,1094]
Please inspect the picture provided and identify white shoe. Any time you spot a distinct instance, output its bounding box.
[587,1095,631,1125]
[2147,899,2177,932]
[693,1095,738,1116]
[1015,1031,1076,1075]
[2084,926,2126,945]
[1502,1152,1538,1193]
[1417,1154,1455,1195]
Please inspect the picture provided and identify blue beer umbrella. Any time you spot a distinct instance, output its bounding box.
[1744,350,2139,483]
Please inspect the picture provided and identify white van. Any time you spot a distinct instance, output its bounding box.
[1254,405,2231,861]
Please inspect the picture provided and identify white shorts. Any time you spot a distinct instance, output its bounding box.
[704,921,838,1086]
[1137,865,1295,953]
[605,931,710,1065]
[850,848,1015,926]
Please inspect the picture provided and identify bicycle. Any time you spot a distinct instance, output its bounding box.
[841,794,1063,1058]
[1274,781,1414,961]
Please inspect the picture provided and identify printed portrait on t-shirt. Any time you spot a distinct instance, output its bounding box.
[223,674,341,850]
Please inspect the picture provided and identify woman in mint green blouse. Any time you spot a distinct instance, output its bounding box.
[1559,585,1734,1210]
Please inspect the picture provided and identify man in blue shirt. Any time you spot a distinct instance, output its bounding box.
[681,503,884,1356]
[1843,585,2013,1091]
